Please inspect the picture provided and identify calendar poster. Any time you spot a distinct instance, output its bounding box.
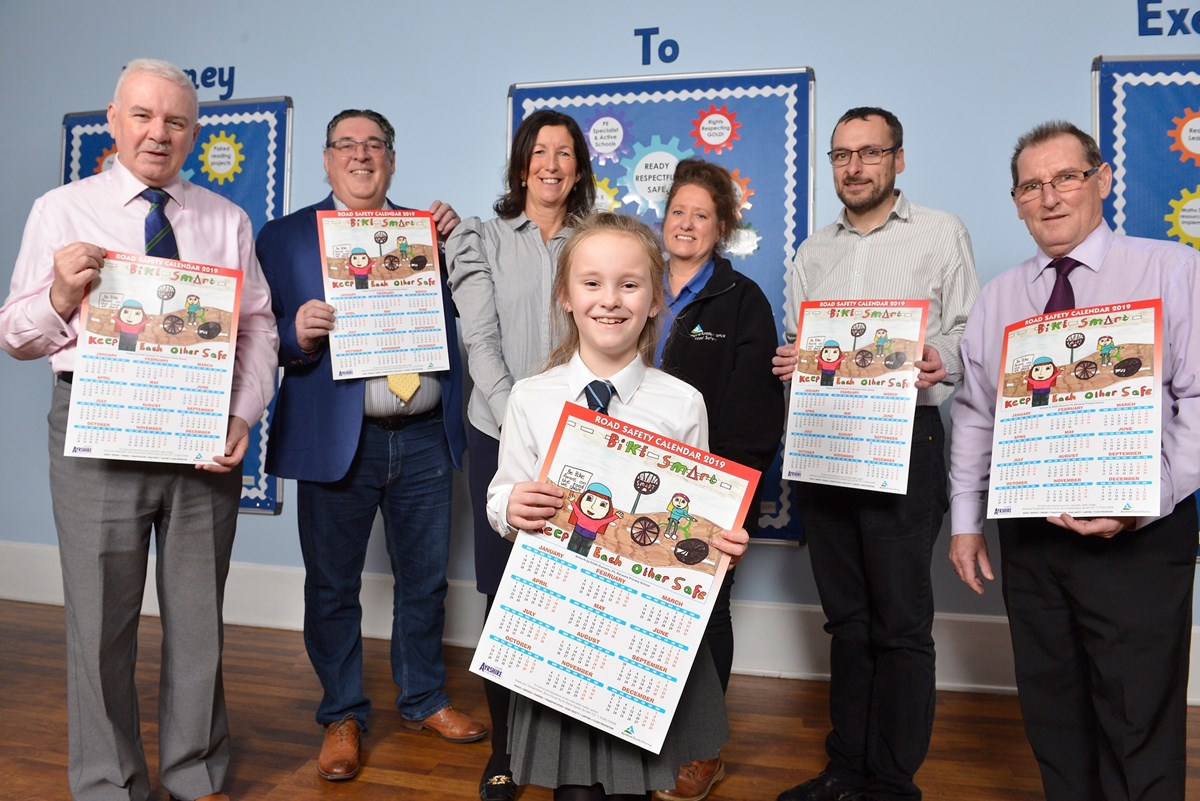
[315,209,450,380]
[782,298,928,493]
[987,299,1162,519]
[471,403,759,753]
[64,251,242,464]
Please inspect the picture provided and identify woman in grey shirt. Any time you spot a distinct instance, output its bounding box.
[445,109,596,801]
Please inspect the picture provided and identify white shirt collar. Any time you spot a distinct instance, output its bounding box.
[565,352,648,408]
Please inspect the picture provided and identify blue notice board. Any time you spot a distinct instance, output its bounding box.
[510,69,814,540]
[61,96,292,513]
[1094,56,1200,541]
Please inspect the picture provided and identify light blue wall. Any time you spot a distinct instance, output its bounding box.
[1,0,1193,617]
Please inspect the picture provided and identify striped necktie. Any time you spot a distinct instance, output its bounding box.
[141,188,179,260]
[1043,256,1080,314]
[584,379,615,414]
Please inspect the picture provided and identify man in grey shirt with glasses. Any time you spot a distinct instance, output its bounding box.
[772,106,979,801]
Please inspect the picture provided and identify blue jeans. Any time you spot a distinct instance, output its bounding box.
[298,413,452,728]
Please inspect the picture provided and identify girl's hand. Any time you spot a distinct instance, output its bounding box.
[711,526,749,565]
[506,481,565,532]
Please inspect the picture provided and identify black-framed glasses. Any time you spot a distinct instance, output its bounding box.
[827,147,897,167]
[326,137,392,155]
[1011,166,1100,203]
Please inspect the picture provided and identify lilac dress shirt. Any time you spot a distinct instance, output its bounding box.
[949,223,1200,534]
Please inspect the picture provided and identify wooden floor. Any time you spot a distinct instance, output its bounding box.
[2,600,1197,800]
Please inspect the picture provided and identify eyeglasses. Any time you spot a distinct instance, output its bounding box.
[1011,166,1100,203]
[827,147,897,167]
[326,137,392,155]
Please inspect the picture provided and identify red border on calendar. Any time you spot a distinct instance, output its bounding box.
[783,298,928,493]
[316,208,450,380]
[987,298,1163,519]
[64,250,242,464]
[470,402,759,754]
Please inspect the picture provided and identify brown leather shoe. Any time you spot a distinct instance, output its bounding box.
[401,706,488,743]
[317,716,361,781]
[654,757,725,801]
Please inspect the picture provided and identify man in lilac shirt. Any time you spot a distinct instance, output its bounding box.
[0,59,277,801]
[949,121,1200,800]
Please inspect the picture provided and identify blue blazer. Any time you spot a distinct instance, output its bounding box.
[256,194,466,482]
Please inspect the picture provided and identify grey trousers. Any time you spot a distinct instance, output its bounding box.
[49,379,240,801]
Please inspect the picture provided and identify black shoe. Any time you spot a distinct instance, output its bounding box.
[777,772,864,801]
[480,771,517,801]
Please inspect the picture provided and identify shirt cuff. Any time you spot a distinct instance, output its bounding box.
[950,492,985,536]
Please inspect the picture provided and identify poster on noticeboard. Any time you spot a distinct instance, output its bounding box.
[1093,55,1200,548]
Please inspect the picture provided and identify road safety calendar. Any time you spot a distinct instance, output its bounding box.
[64,251,242,464]
[783,299,928,493]
[471,403,759,754]
[987,299,1162,519]
[316,209,450,380]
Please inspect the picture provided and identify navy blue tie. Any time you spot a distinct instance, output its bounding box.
[141,188,179,260]
[584,380,615,414]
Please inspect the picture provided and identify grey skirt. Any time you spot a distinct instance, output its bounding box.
[508,639,728,795]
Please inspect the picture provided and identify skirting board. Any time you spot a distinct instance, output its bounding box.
[3,539,1198,702]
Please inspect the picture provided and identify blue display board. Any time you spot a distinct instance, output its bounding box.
[1094,56,1200,542]
[510,69,814,540]
[1094,56,1200,243]
[61,96,292,513]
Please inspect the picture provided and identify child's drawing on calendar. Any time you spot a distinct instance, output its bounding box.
[874,327,891,356]
[64,251,243,465]
[317,209,439,288]
[784,298,930,494]
[531,403,759,582]
[82,254,238,354]
[1097,335,1119,366]
[793,307,925,387]
[815,341,846,386]
[988,299,1163,520]
[314,208,451,380]
[112,301,150,351]
[563,481,623,558]
[999,318,1156,400]
[543,468,726,578]
[1024,356,1062,407]
[346,247,373,289]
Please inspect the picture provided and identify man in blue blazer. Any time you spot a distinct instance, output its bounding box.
[256,109,484,783]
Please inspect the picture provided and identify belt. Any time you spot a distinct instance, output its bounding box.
[57,372,73,384]
[366,407,440,430]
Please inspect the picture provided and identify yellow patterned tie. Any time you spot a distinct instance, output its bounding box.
[387,373,421,402]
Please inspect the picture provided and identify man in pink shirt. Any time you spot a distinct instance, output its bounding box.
[0,58,277,801]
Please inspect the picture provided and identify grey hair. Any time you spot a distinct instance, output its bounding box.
[113,58,198,120]
[1010,121,1101,187]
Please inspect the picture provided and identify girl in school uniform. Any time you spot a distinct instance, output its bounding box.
[486,212,749,801]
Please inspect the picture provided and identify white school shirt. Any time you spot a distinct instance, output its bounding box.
[486,352,708,538]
